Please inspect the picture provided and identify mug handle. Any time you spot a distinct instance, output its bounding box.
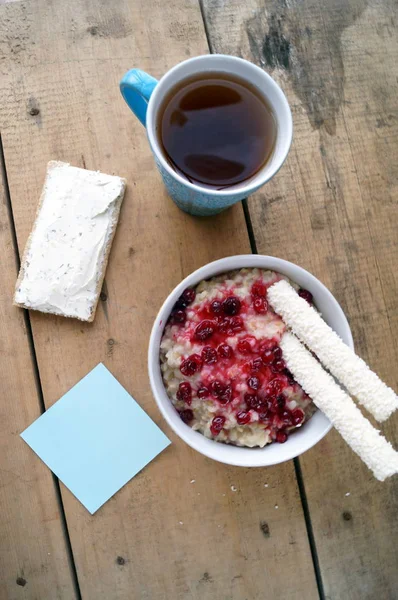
[120,69,158,126]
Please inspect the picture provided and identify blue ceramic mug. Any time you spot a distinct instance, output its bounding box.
[120,55,292,217]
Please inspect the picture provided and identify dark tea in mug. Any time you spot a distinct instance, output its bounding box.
[158,72,277,188]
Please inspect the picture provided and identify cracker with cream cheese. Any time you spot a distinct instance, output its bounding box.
[14,161,126,322]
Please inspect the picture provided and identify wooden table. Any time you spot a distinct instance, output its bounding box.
[0,0,397,598]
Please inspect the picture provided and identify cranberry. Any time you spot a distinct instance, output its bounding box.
[272,359,286,373]
[273,347,282,361]
[181,288,196,304]
[222,296,241,316]
[210,416,225,436]
[174,289,195,310]
[244,393,258,409]
[259,339,277,353]
[237,339,252,354]
[258,411,271,423]
[262,349,274,365]
[194,320,216,341]
[266,377,284,397]
[279,410,293,426]
[251,357,263,372]
[219,317,231,333]
[269,400,278,413]
[211,380,225,397]
[180,354,202,376]
[219,385,232,404]
[197,386,210,399]
[236,410,251,425]
[276,395,286,411]
[173,298,188,310]
[176,381,192,405]
[244,393,266,412]
[218,343,233,359]
[201,346,218,365]
[247,376,260,390]
[230,316,244,331]
[179,409,194,424]
[253,297,268,314]
[251,282,267,297]
[292,408,304,426]
[170,309,186,325]
[210,300,222,314]
[219,316,244,335]
[298,288,313,304]
[276,430,288,443]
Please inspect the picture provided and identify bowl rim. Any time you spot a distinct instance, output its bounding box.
[148,255,354,467]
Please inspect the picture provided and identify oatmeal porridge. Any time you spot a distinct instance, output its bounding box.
[160,268,316,448]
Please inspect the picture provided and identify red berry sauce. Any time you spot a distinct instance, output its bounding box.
[161,271,314,447]
[298,288,314,305]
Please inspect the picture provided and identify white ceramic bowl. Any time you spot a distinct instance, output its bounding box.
[148,255,354,467]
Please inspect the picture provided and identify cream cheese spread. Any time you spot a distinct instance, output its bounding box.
[14,162,125,321]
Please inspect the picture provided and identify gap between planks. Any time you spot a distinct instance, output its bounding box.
[243,195,326,600]
[0,134,83,600]
[196,3,326,594]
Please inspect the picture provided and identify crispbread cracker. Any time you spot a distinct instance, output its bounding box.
[14,161,126,322]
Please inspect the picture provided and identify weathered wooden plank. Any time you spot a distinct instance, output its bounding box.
[0,156,77,597]
[0,0,320,598]
[202,0,398,598]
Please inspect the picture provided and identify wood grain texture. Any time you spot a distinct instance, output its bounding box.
[0,159,76,598]
[0,1,319,598]
[202,0,398,598]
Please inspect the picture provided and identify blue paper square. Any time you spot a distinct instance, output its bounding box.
[21,363,170,513]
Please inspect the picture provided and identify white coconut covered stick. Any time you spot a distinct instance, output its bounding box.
[280,332,398,481]
[268,279,398,422]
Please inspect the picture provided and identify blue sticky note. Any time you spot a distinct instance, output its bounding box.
[21,363,170,513]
